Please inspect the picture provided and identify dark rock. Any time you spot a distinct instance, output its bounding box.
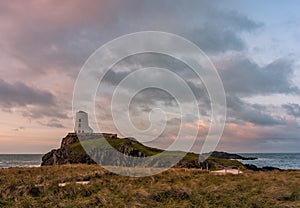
[261,166,283,171]
[244,164,260,171]
[29,187,40,197]
[15,185,40,197]
[210,151,257,160]
[41,149,57,166]
[176,159,203,169]
[80,189,91,197]
[244,164,282,171]
[60,133,79,148]
[41,133,96,166]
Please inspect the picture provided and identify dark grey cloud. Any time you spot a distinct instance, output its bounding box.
[131,88,177,107]
[38,119,66,128]
[0,0,263,80]
[218,10,263,32]
[0,79,69,120]
[219,58,299,97]
[115,0,262,53]
[0,79,55,108]
[227,96,285,126]
[190,27,245,53]
[282,103,300,117]
[100,53,211,107]
[188,10,263,53]
[99,53,297,128]
[21,106,69,119]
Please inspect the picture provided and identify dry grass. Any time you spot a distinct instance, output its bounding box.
[0,164,299,207]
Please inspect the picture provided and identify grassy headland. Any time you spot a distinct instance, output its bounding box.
[42,134,246,171]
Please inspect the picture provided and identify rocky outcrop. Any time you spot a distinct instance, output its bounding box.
[43,133,272,171]
[244,164,282,172]
[210,151,257,160]
[60,133,79,148]
[41,133,94,166]
[42,133,209,168]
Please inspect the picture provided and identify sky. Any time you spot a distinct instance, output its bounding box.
[0,0,300,153]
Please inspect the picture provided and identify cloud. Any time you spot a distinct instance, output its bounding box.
[226,96,285,126]
[12,126,25,131]
[21,106,69,119]
[282,103,300,117]
[0,79,55,108]
[0,1,265,122]
[99,54,297,128]
[188,10,263,53]
[0,1,112,75]
[190,27,245,53]
[114,0,263,53]
[0,79,70,120]
[38,119,66,129]
[0,1,299,153]
[97,53,297,130]
[100,53,211,106]
[0,0,263,80]
[219,58,299,97]
[219,121,300,152]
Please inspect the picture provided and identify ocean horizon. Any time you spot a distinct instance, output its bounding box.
[238,153,300,170]
[0,152,299,170]
[0,154,43,168]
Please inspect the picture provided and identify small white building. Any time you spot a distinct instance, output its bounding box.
[74,111,93,134]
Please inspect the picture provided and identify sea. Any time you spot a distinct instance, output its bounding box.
[0,154,43,168]
[0,153,299,170]
[238,153,300,170]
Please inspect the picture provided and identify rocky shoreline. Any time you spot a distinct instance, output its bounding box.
[209,151,257,160]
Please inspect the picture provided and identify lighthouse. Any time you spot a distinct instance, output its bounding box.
[74,111,93,134]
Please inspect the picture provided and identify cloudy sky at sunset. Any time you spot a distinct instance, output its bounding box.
[1,0,300,153]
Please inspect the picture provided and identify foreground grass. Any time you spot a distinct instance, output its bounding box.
[0,165,299,208]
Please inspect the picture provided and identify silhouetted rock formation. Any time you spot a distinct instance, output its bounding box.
[244,164,282,172]
[41,133,93,166]
[210,151,257,160]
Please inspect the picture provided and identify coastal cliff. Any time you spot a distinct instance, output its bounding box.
[41,133,94,166]
[41,133,248,170]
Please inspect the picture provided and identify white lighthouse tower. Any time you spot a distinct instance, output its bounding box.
[74,111,93,134]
